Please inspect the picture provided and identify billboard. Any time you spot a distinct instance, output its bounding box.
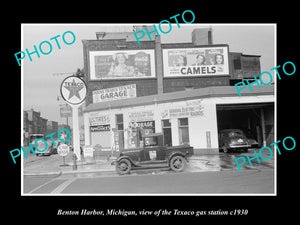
[89,50,156,80]
[162,46,229,77]
[92,84,136,103]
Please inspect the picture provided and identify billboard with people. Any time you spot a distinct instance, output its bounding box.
[89,50,156,80]
[162,46,229,77]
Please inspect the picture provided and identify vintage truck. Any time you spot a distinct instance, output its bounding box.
[113,133,194,175]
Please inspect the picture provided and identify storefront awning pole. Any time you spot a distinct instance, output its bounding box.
[260,108,267,147]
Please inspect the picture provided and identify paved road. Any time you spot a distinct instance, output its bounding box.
[24,168,274,195]
[23,148,275,195]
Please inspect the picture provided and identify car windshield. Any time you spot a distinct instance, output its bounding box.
[228,131,244,137]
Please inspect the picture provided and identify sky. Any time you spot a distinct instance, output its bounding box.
[22,24,275,126]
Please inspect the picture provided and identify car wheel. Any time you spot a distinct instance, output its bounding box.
[222,146,229,153]
[115,159,131,175]
[170,155,186,172]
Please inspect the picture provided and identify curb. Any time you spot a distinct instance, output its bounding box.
[24,168,116,176]
[24,171,63,176]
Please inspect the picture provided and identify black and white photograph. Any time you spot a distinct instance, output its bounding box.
[20,23,276,196]
[4,5,298,224]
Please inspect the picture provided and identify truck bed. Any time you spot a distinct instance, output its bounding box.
[166,145,194,156]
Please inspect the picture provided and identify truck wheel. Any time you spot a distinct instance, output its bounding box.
[115,159,131,175]
[170,155,186,172]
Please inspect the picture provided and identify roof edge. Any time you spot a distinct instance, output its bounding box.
[84,85,274,113]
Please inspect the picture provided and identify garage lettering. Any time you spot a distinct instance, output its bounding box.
[9,128,71,164]
[14,31,76,66]
[235,61,296,96]
[134,10,195,45]
[235,135,296,171]
[100,90,127,100]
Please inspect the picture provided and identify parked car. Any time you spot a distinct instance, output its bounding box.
[29,134,54,156]
[245,132,259,148]
[218,129,251,153]
[113,133,194,175]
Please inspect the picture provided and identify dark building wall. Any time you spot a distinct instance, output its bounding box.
[229,52,261,79]
[241,55,261,78]
[163,76,229,93]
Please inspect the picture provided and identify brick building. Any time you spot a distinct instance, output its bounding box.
[46,120,58,135]
[81,27,274,156]
[25,109,48,134]
[82,27,261,106]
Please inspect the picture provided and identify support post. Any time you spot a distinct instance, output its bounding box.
[260,108,267,147]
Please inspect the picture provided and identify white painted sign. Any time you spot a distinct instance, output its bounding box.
[89,113,110,126]
[149,151,157,160]
[93,84,136,103]
[57,144,70,157]
[83,146,94,158]
[128,110,154,122]
[161,99,204,119]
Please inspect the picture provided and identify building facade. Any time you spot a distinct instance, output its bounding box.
[23,109,69,146]
[84,85,274,154]
[25,109,47,134]
[81,27,274,155]
[46,120,58,136]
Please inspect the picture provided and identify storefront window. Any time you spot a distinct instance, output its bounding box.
[90,125,111,150]
[116,114,124,130]
[178,118,189,145]
[162,119,172,147]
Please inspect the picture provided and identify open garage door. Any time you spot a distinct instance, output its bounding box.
[216,103,274,148]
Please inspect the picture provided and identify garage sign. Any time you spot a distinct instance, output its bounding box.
[92,84,136,103]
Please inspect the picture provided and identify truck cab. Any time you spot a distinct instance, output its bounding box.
[114,133,194,175]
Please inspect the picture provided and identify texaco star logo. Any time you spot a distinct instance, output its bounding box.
[60,76,87,105]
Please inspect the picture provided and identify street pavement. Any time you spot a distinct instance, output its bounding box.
[22,148,275,195]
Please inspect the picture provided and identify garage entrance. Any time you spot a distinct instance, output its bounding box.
[216,103,274,148]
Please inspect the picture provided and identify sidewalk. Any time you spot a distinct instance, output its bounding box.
[23,153,221,176]
[23,153,116,176]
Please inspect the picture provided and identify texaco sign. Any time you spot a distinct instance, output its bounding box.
[60,76,87,105]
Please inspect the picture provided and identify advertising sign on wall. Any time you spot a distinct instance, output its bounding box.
[92,84,137,103]
[83,146,94,157]
[162,46,229,77]
[60,104,72,117]
[90,50,156,80]
[161,99,205,119]
[128,110,155,122]
[90,124,110,132]
[89,112,110,126]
